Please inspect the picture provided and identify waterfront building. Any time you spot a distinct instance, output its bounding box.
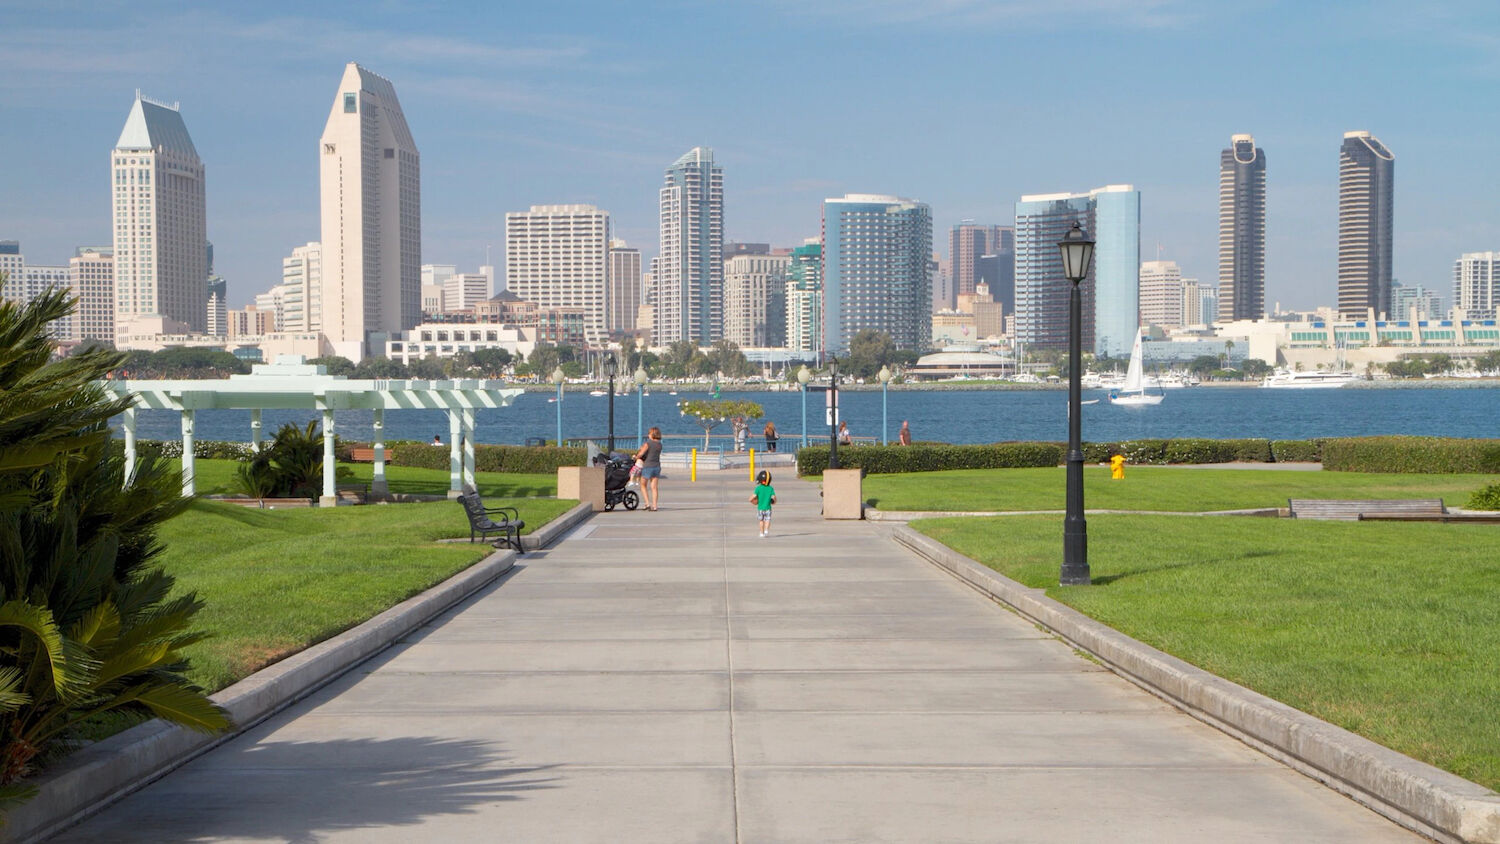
[822,194,932,352]
[386,321,537,364]
[70,247,115,341]
[206,276,226,337]
[473,291,589,348]
[949,223,1013,301]
[281,242,322,332]
[1391,280,1444,322]
[784,240,822,356]
[657,147,723,344]
[1140,260,1185,328]
[504,204,610,346]
[319,63,421,360]
[1338,131,1395,319]
[1453,252,1497,319]
[607,239,641,335]
[1218,134,1266,322]
[932,310,979,346]
[1014,185,1139,357]
[112,92,208,336]
[723,252,790,347]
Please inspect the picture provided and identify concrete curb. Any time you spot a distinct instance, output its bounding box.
[891,525,1500,844]
[6,505,592,844]
[867,506,1281,521]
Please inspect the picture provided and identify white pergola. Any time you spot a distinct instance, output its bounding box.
[104,357,523,505]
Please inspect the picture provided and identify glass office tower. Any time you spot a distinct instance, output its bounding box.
[821,194,932,353]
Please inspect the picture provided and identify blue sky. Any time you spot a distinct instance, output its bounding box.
[2,0,1497,310]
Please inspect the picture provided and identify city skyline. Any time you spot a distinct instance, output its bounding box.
[3,2,1497,314]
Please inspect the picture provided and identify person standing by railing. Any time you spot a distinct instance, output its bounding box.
[764,420,779,452]
[898,420,912,446]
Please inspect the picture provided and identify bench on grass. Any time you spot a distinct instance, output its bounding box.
[458,490,525,553]
[1288,498,1446,521]
[349,447,376,462]
[335,483,369,505]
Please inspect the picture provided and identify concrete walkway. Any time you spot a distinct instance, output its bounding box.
[56,473,1418,843]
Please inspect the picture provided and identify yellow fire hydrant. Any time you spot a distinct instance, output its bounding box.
[1110,453,1125,480]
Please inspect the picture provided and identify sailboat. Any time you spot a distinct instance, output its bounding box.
[1108,330,1165,406]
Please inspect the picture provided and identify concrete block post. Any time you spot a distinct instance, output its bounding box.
[179,409,196,498]
[371,408,388,497]
[319,409,337,507]
[122,406,137,487]
[461,408,476,491]
[557,466,606,512]
[822,468,863,520]
[250,409,263,453]
[447,409,462,498]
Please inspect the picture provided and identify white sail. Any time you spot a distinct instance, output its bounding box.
[1122,331,1145,392]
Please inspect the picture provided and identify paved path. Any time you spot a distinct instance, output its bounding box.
[57,473,1417,843]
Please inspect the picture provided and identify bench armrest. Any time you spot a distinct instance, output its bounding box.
[483,505,521,521]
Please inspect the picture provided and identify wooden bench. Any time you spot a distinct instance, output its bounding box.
[335,483,369,505]
[458,491,525,553]
[1288,498,1446,521]
[349,447,376,462]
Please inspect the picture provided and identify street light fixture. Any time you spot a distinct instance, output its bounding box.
[550,366,565,447]
[796,364,811,449]
[634,365,648,445]
[1058,222,1095,586]
[604,354,618,454]
[828,356,841,470]
[877,365,892,445]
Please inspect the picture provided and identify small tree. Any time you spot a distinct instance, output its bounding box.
[677,399,763,449]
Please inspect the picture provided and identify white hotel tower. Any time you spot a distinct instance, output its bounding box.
[319,63,420,359]
[505,205,611,346]
[111,92,207,335]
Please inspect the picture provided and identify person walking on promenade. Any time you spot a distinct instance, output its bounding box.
[749,470,777,537]
[764,420,779,452]
[837,420,852,446]
[897,420,912,446]
[634,426,664,510]
[734,416,748,452]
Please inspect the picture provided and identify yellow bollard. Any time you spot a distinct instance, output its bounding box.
[749,448,755,481]
[1110,453,1125,480]
[691,448,697,482]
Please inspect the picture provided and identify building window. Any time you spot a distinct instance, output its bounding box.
[384,148,394,159]
[344,93,357,113]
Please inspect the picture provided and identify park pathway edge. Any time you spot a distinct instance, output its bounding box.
[4,501,593,844]
[893,524,1500,844]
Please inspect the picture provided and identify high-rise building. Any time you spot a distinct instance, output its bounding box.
[111,92,207,335]
[69,247,115,342]
[1218,134,1266,322]
[255,285,288,331]
[444,272,490,313]
[1014,185,1140,356]
[1390,280,1444,321]
[785,240,823,356]
[319,63,420,359]
[657,147,723,344]
[949,223,1013,304]
[975,251,1015,317]
[281,242,322,332]
[822,194,932,352]
[9,264,74,340]
[227,304,276,338]
[1453,252,1497,319]
[0,241,23,288]
[1139,260,1185,328]
[723,253,791,347]
[505,204,610,345]
[1181,279,1209,326]
[206,276,227,336]
[1338,131,1395,319]
[607,239,641,335]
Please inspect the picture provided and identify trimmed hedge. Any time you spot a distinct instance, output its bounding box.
[1270,439,1323,463]
[1321,436,1500,474]
[387,443,585,474]
[796,443,1061,476]
[130,439,258,460]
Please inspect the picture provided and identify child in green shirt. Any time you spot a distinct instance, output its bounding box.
[749,470,777,537]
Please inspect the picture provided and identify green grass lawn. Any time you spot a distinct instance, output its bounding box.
[176,458,557,499]
[915,514,1500,790]
[160,495,573,692]
[863,466,1495,512]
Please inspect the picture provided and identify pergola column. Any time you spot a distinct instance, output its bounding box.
[371,408,388,497]
[122,406,138,487]
[447,408,462,498]
[250,409,263,453]
[180,409,196,498]
[461,408,476,491]
[319,408,337,507]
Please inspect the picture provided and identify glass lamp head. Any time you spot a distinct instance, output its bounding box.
[1057,222,1095,284]
[796,365,810,385]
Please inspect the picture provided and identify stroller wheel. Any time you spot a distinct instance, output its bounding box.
[623,490,640,510]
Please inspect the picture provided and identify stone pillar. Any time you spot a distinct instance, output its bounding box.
[122,406,137,487]
[250,408,263,453]
[320,409,337,507]
[371,408,388,497]
[461,408,476,492]
[448,408,462,498]
[180,409,196,498]
[557,465,606,512]
[822,468,863,520]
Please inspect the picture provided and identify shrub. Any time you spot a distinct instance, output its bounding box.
[387,443,584,475]
[1270,439,1323,463]
[128,439,255,460]
[1467,483,1500,511]
[232,422,353,499]
[796,442,1061,476]
[1322,436,1500,474]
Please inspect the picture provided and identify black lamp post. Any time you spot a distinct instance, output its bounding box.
[1058,222,1095,586]
[827,356,841,470]
[604,354,618,454]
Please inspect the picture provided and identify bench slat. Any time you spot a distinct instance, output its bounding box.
[1288,498,1446,520]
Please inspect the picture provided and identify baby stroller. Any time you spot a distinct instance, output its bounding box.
[594,452,640,511]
